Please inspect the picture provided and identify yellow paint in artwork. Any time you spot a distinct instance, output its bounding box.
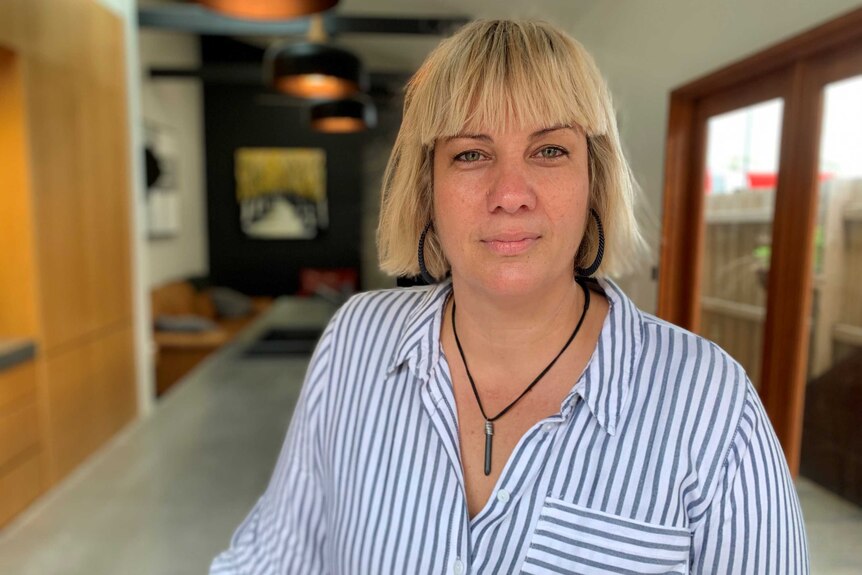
[235,148,326,203]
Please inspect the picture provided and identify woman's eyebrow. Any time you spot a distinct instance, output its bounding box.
[443,133,492,143]
[443,125,573,143]
[530,124,571,139]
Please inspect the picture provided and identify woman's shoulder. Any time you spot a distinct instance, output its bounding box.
[600,278,749,394]
[336,284,443,320]
[639,312,754,440]
[632,311,763,512]
[638,310,749,381]
[343,283,440,305]
[325,283,448,346]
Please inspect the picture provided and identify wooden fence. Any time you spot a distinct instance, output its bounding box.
[699,178,862,388]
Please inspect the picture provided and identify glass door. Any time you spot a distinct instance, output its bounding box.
[660,14,862,570]
[661,26,862,475]
[698,99,784,390]
[799,73,862,505]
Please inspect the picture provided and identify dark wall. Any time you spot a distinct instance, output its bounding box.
[202,37,364,296]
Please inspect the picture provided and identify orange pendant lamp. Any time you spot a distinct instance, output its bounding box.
[199,0,338,20]
[265,15,366,99]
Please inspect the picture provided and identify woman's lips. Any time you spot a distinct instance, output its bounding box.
[481,235,540,256]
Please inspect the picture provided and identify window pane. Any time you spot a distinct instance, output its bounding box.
[699,99,784,390]
[799,75,862,516]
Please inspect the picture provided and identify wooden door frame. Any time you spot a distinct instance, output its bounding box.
[659,7,862,475]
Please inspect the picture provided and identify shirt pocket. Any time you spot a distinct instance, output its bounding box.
[521,497,691,575]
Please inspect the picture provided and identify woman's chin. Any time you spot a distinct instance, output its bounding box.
[457,265,566,300]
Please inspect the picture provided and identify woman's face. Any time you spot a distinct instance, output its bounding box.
[433,123,590,299]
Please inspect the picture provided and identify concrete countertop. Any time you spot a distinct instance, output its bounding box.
[0,339,36,373]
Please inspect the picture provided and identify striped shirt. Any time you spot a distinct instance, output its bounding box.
[211,277,809,574]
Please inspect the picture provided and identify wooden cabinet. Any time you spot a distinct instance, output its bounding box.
[46,326,136,480]
[0,362,45,527]
[0,0,137,527]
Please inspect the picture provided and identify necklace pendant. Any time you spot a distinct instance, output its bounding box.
[483,420,494,476]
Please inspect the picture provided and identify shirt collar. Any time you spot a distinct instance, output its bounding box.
[387,281,453,381]
[388,277,643,436]
[569,277,644,436]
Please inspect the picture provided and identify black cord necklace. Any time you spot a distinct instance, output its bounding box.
[451,279,590,476]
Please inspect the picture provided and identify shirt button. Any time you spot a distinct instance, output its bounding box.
[542,422,555,432]
[497,489,510,503]
[453,558,464,575]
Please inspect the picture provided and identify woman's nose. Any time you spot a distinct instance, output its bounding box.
[486,162,537,213]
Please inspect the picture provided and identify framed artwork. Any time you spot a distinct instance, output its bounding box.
[235,147,328,240]
[144,121,180,239]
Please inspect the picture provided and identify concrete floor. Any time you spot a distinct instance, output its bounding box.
[0,297,859,574]
[797,477,862,574]
[0,297,334,575]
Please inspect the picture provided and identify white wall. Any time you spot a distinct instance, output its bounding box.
[562,0,862,311]
[139,30,209,288]
[342,0,862,310]
[97,0,155,414]
[97,0,210,417]
[106,0,861,414]
[102,1,208,414]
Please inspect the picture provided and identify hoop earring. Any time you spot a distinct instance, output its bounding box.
[575,208,605,277]
[418,221,437,284]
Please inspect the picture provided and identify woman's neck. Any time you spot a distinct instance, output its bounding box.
[445,276,588,366]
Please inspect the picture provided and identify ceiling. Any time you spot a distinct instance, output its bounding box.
[138,0,603,73]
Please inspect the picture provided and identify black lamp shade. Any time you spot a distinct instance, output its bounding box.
[268,42,366,99]
[310,98,377,133]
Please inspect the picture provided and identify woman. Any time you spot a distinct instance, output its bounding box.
[212,20,809,574]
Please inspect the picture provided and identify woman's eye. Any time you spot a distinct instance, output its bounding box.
[537,146,567,159]
[454,150,484,162]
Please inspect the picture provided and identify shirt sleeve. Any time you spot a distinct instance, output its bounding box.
[209,318,336,575]
[690,384,810,574]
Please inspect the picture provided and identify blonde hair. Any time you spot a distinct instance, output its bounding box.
[377,19,645,279]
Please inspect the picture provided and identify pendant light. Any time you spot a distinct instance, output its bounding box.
[310,97,377,133]
[265,15,366,99]
[199,0,339,20]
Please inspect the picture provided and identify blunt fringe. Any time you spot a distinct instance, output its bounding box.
[377,19,646,280]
